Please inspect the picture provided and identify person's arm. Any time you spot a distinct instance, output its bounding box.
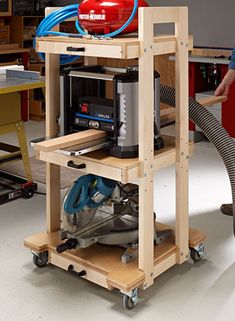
[215,47,235,97]
[229,47,235,70]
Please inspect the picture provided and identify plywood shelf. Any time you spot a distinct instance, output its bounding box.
[36,34,193,59]
[36,135,194,183]
[24,223,206,292]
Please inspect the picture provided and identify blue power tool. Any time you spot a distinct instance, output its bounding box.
[63,174,116,215]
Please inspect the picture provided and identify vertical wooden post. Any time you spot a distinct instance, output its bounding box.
[15,121,32,181]
[138,8,154,288]
[45,53,61,232]
[175,7,189,263]
[84,57,98,65]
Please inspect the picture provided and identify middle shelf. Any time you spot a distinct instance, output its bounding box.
[35,134,194,183]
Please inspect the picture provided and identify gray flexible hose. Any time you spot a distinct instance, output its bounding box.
[160,84,235,235]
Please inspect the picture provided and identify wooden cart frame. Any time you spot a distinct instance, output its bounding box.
[24,6,206,304]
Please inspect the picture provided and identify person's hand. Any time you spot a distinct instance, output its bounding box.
[215,81,230,97]
[215,69,235,98]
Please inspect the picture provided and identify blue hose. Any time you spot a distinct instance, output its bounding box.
[36,1,139,64]
[36,4,81,64]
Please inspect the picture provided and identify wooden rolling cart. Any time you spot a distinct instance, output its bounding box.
[24,7,207,309]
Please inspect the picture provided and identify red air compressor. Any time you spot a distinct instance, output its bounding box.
[78,0,149,35]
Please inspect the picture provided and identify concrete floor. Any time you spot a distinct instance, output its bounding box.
[0,121,235,321]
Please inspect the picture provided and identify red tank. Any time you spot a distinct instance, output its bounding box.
[78,0,149,35]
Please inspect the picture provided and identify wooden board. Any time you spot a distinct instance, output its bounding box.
[192,48,232,58]
[198,95,227,107]
[0,43,19,50]
[0,48,29,55]
[160,95,227,125]
[24,223,206,292]
[36,36,140,60]
[160,107,175,123]
[156,222,207,248]
[36,35,193,60]
[34,130,106,152]
[36,136,194,183]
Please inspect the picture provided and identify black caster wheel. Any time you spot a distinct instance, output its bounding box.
[190,248,201,263]
[122,294,136,310]
[33,252,48,268]
[22,188,34,199]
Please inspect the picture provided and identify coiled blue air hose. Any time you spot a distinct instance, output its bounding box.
[36,1,139,64]
[36,4,80,64]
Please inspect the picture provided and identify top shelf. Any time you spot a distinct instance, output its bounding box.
[36,35,193,59]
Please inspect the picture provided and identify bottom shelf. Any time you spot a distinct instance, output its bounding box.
[24,223,206,293]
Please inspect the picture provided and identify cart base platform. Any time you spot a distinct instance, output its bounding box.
[24,223,206,293]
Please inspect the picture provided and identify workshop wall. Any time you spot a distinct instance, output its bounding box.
[52,0,78,5]
[148,0,235,48]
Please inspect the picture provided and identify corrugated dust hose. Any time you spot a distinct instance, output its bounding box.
[160,84,235,236]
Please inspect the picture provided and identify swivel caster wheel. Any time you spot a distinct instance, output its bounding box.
[121,288,139,310]
[32,251,49,268]
[190,248,201,262]
[122,294,136,310]
[190,243,205,263]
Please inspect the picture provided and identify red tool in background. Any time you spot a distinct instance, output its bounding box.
[78,0,149,35]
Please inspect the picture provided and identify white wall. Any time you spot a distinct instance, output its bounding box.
[148,0,235,48]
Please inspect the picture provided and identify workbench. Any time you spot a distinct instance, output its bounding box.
[0,72,45,94]
[24,6,207,308]
[0,70,45,182]
[0,48,30,121]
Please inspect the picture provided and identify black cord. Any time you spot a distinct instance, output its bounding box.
[34,191,46,196]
